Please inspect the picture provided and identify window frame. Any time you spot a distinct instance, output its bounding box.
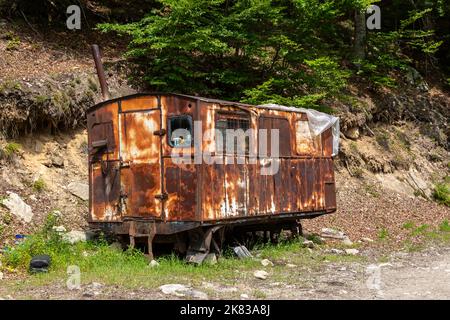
[258,115,291,157]
[294,115,322,155]
[167,114,194,148]
[215,111,251,155]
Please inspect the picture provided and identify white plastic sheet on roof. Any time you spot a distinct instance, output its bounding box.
[258,104,340,156]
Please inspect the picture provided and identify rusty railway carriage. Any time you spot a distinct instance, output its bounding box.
[87,93,337,260]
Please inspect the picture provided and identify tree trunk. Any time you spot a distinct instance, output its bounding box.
[353,8,366,60]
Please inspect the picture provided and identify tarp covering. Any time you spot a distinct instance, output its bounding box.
[258,104,340,156]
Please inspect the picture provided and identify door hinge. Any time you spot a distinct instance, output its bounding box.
[155,193,168,201]
[153,129,166,136]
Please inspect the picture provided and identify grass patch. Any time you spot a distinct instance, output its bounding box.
[1,215,370,293]
[378,228,389,240]
[0,142,21,162]
[32,178,46,193]
[401,219,450,252]
[364,183,380,197]
[433,180,450,206]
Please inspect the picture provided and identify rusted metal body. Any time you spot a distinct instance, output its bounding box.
[87,93,336,257]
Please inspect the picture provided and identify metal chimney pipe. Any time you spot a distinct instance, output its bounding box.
[91,44,110,101]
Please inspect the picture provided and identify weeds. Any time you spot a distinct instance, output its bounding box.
[378,228,389,240]
[0,142,21,162]
[433,179,450,206]
[32,178,46,192]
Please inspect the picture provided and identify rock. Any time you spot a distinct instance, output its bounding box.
[302,240,315,248]
[160,284,188,297]
[233,245,253,259]
[345,127,360,140]
[149,260,159,268]
[51,155,64,167]
[253,270,269,280]
[240,294,249,299]
[34,140,44,153]
[52,225,66,233]
[361,237,374,243]
[159,284,207,299]
[261,259,274,267]
[342,236,353,246]
[67,182,89,201]
[286,263,297,268]
[91,282,103,289]
[29,195,37,201]
[330,248,345,255]
[345,248,360,255]
[321,228,346,240]
[0,271,3,280]
[63,230,88,244]
[2,192,33,223]
[204,253,217,265]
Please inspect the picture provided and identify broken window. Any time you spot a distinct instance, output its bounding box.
[295,119,321,154]
[216,114,250,154]
[168,115,193,147]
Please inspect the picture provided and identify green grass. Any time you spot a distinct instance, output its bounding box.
[32,178,46,192]
[433,180,450,206]
[1,142,21,156]
[0,221,368,292]
[401,219,450,252]
[378,228,389,240]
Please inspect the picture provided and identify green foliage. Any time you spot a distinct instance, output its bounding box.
[378,228,389,240]
[433,180,450,206]
[0,142,21,161]
[98,0,448,102]
[32,178,46,193]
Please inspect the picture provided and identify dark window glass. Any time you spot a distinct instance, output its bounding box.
[168,115,193,147]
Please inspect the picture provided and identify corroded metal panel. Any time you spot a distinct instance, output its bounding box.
[119,110,162,218]
[87,93,337,228]
[90,161,121,221]
[164,159,197,221]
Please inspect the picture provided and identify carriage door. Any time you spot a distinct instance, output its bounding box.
[119,109,163,218]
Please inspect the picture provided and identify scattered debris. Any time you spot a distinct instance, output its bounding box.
[344,127,360,140]
[345,248,360,255]
[62,230,88,244]
[286,263,297,268]
[253,270,269,280]
[29,254,51,273]
[51,155,64,167]
[261,259,274,267]
[159,284,207,299]
[186,252,209,265]
[240,293,249,299]
[302,239,315,248]
[67,182,89,201]
[361,237,374,243]
[342,236,353,246]
[321,228,346,240]
[149,260,159,268]
[2,192,33,223]
[204,253,217,265]
[52,225,66,233]
[91,282,103,290]
[233,245,253,259]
